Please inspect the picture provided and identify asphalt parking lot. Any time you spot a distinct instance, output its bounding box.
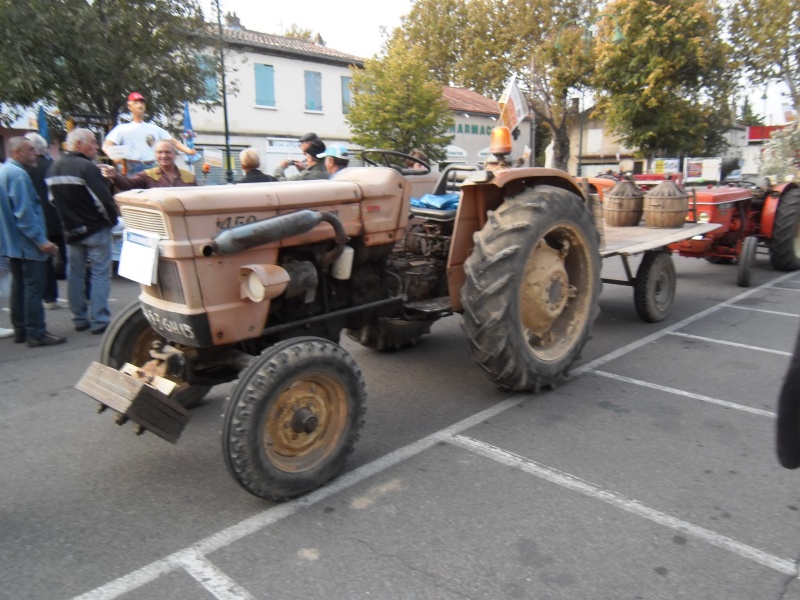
[48,258,800,600]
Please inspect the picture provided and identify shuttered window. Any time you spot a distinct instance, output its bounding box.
[304,71,322,111]
[341,76,353,114]
[255,64,275,107]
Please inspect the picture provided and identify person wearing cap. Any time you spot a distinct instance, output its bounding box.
[103,92,196,175]
[273,139,329,181]
[238,148,277,183]
[298,132,321,152]
[317,144,350,179]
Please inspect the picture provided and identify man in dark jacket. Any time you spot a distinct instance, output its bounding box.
[238,147,276,183]
[24,132,64,307]
[273,139,329,181]
[46,128,118,335]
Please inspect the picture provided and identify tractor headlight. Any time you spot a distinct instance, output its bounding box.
[697,211,711,223]
[239,265,290,303]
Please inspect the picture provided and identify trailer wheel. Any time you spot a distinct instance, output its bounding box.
[769,188,800,271]
[99,301,211,409]
[345,317,434,351]
[461,185,601,391]
[222,337,366,501]
[736,236,758,288]
[634,251,675,323]
[777,328,800,469]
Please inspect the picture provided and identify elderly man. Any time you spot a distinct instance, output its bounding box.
[99,140,196,190]
[273,139,329,181]
[24,132,64,309]
[103,91,196,174]
[0,137,64,346]
[317,144,350,178]
[46,128,118,335]
[238,147,276,183]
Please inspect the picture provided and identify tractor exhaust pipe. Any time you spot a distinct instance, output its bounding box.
[203,210,324,256]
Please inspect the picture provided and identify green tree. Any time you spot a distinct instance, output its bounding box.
[759,125,800,181]
[740,97,764,126]
[593,0,735,159]
[283,24,315,42]
[730,0,799,116]
[346,41,453,162]
[395,0,606,171]
[0,0,216,129]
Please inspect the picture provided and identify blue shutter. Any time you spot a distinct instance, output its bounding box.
[341,76,352,114]
[198,56,218,101]
[305,71,322,111]
[254,64,275,107]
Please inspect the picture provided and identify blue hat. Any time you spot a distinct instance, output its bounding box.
[317,144,348,159]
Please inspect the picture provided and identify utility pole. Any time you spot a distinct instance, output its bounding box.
[214,0,233,183]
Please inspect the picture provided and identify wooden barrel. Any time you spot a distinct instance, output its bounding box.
[643,179,689,228]
[604,179,643,227]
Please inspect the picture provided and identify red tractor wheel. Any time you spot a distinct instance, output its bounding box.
[769,188,800,271]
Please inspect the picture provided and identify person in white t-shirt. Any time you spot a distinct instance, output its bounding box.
[103,91,196,174]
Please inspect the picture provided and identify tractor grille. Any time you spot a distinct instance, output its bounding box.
[120,206,169,239]
[147,261,185,304]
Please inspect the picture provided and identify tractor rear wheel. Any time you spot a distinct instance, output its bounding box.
[99,301,211,409]
[222,337,366,501]
[634,251,676,323]
[769,188,800,271]
[736,236,758,287]
[461,185,601,391]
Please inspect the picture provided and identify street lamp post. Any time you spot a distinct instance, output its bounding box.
[214,0,233,183]
[555,14,624,177]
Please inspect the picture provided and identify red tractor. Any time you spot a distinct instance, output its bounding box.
[668,177,800,286]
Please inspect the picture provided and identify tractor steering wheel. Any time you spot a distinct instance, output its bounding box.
[360,149,431,175]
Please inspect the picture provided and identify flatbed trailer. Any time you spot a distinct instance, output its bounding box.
[598,221,722,322]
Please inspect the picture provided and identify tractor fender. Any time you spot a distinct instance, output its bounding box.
[447,168,586,312]
[761,182,798,239]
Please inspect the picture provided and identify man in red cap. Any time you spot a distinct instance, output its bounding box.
[103,92,196,174]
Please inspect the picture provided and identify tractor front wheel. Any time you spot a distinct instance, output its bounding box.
[769,188,800,271]
[222,337,366,501]
[99,301,211,409]
[461,185,601,391]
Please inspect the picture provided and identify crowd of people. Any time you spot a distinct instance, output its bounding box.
[0,88,363,348]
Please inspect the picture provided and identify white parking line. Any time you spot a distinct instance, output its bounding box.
[769,286,800,292]
[572,272,797,377]
[449,435,798,576]
[172,550,256,600]
[73,272,800,599]
[72,396,526,600]
[668,331,792,356]
[592,370,776,418]
[726,305,800,318]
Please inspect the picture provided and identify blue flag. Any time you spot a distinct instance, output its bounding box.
[182,101,199,163]
[37,105,49,143]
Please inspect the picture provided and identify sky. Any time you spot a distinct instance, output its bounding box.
[206,0,793,125]
[206,0,413,60]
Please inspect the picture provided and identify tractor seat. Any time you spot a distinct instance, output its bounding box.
[409,164,479,221]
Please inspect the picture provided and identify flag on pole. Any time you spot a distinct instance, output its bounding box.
[498,75,528,132]
[37,105,49,143]
[182,101,200,163]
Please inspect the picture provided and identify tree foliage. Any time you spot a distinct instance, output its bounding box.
[346,41,453,162]
[592,0,735,158]
[759,124,800,180]
[283,24,315,42]
[730,0,799,115]
[0,0,216,129]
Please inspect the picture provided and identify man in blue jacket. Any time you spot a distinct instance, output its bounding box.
[0,137,65,346]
